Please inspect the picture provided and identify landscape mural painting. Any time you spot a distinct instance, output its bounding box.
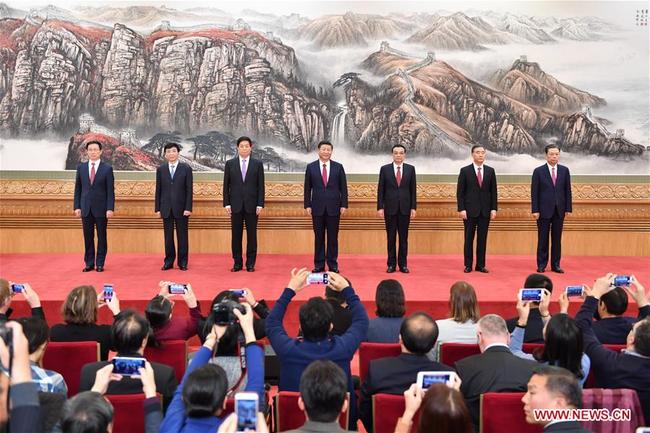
[0,1,648,174]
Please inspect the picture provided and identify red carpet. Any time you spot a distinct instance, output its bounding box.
[1,253,649,334]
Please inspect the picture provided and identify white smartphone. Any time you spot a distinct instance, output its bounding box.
[518,288,549,302]
[416,371,458,389]
[235,391,259,432]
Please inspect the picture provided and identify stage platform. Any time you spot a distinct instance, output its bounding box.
[1,253,649,334]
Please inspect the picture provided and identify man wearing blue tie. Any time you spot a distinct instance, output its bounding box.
[73,140,115,272]
[531,144,572,273]
[304,141,348,273]
[155,142,193,271]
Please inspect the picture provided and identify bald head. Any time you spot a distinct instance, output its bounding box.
[400,312,438,355]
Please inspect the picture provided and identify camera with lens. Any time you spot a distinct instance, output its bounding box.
[211,299,246,326]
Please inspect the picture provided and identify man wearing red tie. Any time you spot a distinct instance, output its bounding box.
[531,144,572,273]
[456,145,498,273]
[377,144,417,273]
[304,141,348,273]
[73,140,115,272]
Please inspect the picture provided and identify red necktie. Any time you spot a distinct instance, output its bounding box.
[90,162,96,185]
[477,166,483,188]
[552,166,557,186]
[322,163,327,187]
[396,166,402,186]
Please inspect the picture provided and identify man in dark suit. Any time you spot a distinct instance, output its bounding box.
[78,310,178,410]
[575,273,650,424]
[455,314,537,433]
[531,144,572,273]
[522,366,593,433]
[304,141,348,272]
[592,284,650,344]
[73,140,115,272]
[359,312,453,432]
[155,142,193,271]
[457,145,497,273]
[377,144,416,274]
[223,136,265,272]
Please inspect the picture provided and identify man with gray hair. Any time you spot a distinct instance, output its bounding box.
[455,314,537,433]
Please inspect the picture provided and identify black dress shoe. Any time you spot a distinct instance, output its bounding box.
[246,267,255,272]
[230,266,243,272]
[463,266,472,273]
[312,268,324,273]
[179,266,188,271]
[82,266,94,272]
[399,267,410,273]
[537,267,545,273]
[386,266,396,273]
[161,264,173,271]
[96,266,104,272]
[552,268,565,274]
[476,267,489,273]
[329,268,339,273]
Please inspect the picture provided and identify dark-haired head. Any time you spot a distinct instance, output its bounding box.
[544,144,560,154]
[523,273,553,306]
[61,391,113,433]
[15,317,49,355]
[536,314,584,379]
[448,281,479,323]
[199,290,242,350]
[400,312,438,355]
[599,287,628,316]
[419,384,472,433]
[299,360,347,423]
[85,140,103,150]
[531,365,582,408]
[237,136,253,147]
[391,144,406,153]
[145,295,173,330]
[182,364,229,417]
[163,142,181,152]
[317,140,333,149]
[470,145,485,153]
[375,279,405,318]
[299,297,333,342]
[111,309,151,354]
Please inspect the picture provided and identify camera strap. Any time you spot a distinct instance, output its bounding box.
[226,342,248,396]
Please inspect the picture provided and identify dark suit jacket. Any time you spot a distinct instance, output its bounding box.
[155,162,193,218]
[74,161,115,217]
[531,164,572,218]
[457,164,497,217]
[78,355,178,410]
[377,163,416,215]
[593,304,650,344]
[506,308,545,343]
[223,157,265,213]
[304,160,348,216]
[575,297,650,424]
[544,421,593,432]
[455,345,537,432]
[359,353,453,431]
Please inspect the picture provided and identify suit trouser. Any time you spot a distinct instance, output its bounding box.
[537,208,564,270]
[384,212,411,268]
[163,215,189,267]
[463,215,490,269]
[82,214,107,267]
[231,210,258,268]
[312,212,340,270]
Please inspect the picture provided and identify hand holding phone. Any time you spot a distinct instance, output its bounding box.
[565,285,585,297]
[10,284,25,294]
[168,283,187,295]
[518,288,548,302]
[416,371,459,389]
[307,273,328,285]
[235,392,259,432]
[111,357,146,376]
[102,284,114,301]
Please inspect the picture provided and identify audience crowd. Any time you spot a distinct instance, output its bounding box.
[0,270,648,433]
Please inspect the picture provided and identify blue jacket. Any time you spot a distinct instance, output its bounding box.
[531,163,572,218]
[73,161,115,217]
[159,343,264,433]
[266,286,368,428]
[303,160,348,216]
[575,296,650,423]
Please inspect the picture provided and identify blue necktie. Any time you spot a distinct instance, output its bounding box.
[170,165,175,179]
[242,159,247,181]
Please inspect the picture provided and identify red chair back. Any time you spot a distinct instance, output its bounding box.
[274,391,348,431]
[522,343,544,354]
[144,340,188,383]
[584,344,626,388]
[359,342,402,384]
[480,392,543,433]
[439,343,481,367]
[43,341,99,396]
[106,393,152,433]
[373,393,420,433]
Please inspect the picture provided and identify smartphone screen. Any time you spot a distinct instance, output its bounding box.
[10,284,24,293]
[103,284,114,301]
[421,373,451,389]
[565,286,584,297]
[520,288,543,302]
[307,273,328,284]
[168,284,186,295]
[112,357,145,376]
[236,393,258,431]
[613,276,631,286]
